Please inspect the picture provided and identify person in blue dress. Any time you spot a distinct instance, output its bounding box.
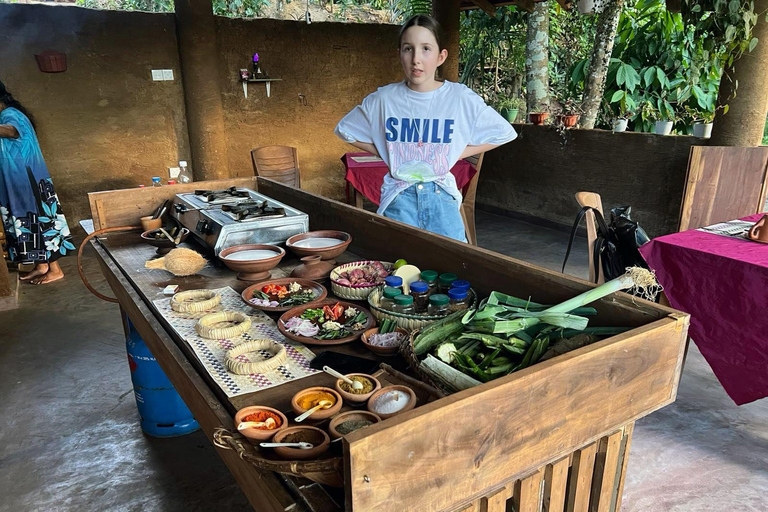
[0,81,74,284]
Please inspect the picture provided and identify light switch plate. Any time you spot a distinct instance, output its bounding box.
[169,167,180,178]
[151,69,164,81]
[162,69,174,81]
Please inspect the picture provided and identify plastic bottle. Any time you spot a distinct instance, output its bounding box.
[427,294,450,316]
[380,286,402,311]
[151,177,162,187]
[384,275,404,294]
[420,270,438,294]
[392,294,415,315]
[409,281,430,313]
[178,161,193,184]
[448,288,469,312]
[438,272,458,294]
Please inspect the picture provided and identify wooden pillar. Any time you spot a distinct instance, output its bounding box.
[709,0,768,147]
[433,0,461,82]
[174,0,229,180]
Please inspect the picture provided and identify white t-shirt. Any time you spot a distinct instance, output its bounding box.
[335,81,517,214]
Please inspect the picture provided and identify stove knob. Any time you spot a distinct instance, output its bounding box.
[174,203,187,213]
[196,219,211,235]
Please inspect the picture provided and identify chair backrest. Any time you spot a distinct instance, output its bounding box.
[575,191,605,284]
[250,146,301,188]
[460,152,485,245]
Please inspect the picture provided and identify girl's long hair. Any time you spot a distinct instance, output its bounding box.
[0,80,36,130]
[398,14,444,50]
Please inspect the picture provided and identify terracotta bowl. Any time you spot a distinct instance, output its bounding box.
[328,411,382,440]
[234,405,288,444]
[334,373,381,405]
[360,327,409,357]
[270,426,330,460]
[291,386,343,420]
[366,385,417,420]
[141,228,190,254]
[219,244,285,282]
[529,112,549,125]
[286,230,352,262]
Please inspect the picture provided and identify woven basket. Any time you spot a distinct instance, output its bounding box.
[225,339,287,375]
[171,290,221,312]
[330,261,393,300]
[195,311,251,339]
[367,286,477,331]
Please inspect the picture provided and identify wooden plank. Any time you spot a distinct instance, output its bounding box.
[613,424,635,512]
[543,458,570,512]
[456,500,482,512]
[470,0,497,16]
[343,313,688,512]
[514,471,543,512]
[256,178,674,326]
[565,443,597,512]
[88,176,258,230]
[93,242,297,512]
[589,431,623,512]
[678,146,768,231]
[481,485,511,512]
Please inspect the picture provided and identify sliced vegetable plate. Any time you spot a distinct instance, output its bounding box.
[278,300,376,346]
[241,278,328,313]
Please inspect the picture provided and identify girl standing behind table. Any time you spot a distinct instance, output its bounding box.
[335,14,517,242]
[0,80,73,284]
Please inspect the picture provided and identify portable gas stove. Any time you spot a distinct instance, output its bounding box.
[169,187,308,255]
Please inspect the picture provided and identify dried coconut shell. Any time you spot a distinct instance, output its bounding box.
[145,247,206,276]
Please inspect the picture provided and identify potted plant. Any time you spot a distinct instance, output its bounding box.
[496,95,525,123]
[529,104,549,126]
[606,91,636,132]
[684,106,715,139]
[556,98,583,129]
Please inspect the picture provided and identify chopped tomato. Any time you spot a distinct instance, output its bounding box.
[262,284,288,298]
[331,303,345,320]
[323,305,337,321]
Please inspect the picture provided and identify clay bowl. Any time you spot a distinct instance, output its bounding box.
[141,228,190,254]
[290,255,336,282]
[286,230,352,262]
[360,327,410,357]
[366,385,417,420]
[234,405,288,444]
[328,411,382,440]
[241,278,328,313]
[219,244,285,282]
[291,386,343,421]
[278,300,376,346]
[334,373,381,405]
[270,426,330,461]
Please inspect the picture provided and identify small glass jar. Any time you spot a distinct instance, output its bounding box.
[385,275,404,294]
[438,273,458,294]
[448,288,469,312]
[420,270,438,294]
[409,281,430,313]
[380,286,402,311]
[392,294,415,315]
[427,294,450,316]
[451,279,471,293]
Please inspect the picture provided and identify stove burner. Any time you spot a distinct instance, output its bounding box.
[221,200,286,221]
[194,187,251,203]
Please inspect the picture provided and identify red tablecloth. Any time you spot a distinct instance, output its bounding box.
[342,152,477,205]
[639,214,768,405]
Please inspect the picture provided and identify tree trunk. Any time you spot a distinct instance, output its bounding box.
[433,0,461,82]
[581,0,624,129]
[709,0,768,146]
[525,2,550,115]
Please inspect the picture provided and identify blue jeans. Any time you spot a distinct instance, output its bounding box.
[382,182,467,242]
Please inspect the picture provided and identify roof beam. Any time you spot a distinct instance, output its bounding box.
[469,0,498,16]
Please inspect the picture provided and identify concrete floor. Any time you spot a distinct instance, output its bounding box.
[0,210,766,511]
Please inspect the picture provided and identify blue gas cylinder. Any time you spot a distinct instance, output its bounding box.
[125,320,199,437]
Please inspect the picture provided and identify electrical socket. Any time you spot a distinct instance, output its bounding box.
[162,69,174,81]
[151,70,164,81]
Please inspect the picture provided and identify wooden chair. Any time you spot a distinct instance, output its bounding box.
[460,152,484,246]
[575,191,605,284]
[250,146,301,188]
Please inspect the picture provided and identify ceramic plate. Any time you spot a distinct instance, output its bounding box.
[278,299,376,346]
[241,278,328,313]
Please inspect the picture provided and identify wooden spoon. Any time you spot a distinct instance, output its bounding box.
[323,365,363,391]
[295,399,334,423]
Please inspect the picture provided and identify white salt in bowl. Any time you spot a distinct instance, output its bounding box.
[366,385,417,420]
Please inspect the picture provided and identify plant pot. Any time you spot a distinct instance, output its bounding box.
[502,108,519,123]
[35,51,67,73]
[692,122,713,139]
[557,114,580,128]
[578,0,595,14]
[529,112,549,125]
[654,120,673,135]
[612,119,628,132]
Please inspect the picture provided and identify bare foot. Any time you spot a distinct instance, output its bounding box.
[20,263,49,281]
[31,262,64,285]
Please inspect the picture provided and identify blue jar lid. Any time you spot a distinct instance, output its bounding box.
[385,275,403,287]
[409,281,428,293]
[447,288,468,300]
[452,280,470,291]
[151,177,161,183]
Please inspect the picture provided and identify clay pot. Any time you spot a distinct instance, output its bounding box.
[328,411,382,440]
[334,373,381,405]
[290,255,335,281]
[366,385,417,420]
[141,228,190,254]
[286,230,352,262]
[270,426,330,460]
[219,244,285,282]
[35,50,67,73]
[291,387,343,421]
[234,406,288,444]
[529,112,549,125]
[140,216,162,231]
[557,114,580,128]
[360,327,409,357]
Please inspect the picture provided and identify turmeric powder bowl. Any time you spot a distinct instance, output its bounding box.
[290,387,343,421]
[334,373,381,405]
[234,406,288,443]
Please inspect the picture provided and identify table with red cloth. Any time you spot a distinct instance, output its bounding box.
[639,213,768,405]
[341,152,477,207]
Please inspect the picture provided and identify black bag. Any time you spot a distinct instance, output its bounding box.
[562,205,650,283]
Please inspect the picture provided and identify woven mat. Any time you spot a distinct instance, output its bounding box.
[153,287,318,397]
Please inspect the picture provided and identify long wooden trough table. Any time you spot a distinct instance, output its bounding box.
[89,177,690,512]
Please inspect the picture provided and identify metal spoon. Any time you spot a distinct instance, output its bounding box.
[260,442,314,450]
[295,399,334,423]
[237,417,277,431]
[323,365,363,391]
